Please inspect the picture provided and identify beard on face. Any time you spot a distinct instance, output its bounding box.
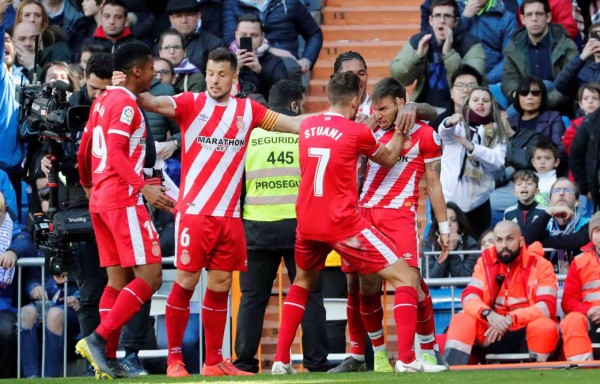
[497,247,520,264]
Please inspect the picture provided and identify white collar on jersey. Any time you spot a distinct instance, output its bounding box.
[205,91,232,107]
[323,112,345,118]
[106,86,137,100]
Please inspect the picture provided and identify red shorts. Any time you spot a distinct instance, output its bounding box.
[362,206,420,267]
[296,223,399,275]
[91,205,162,268]
[174,213,247,272]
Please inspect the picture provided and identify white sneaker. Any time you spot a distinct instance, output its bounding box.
[271,361,296,375]
[395,358,447,373]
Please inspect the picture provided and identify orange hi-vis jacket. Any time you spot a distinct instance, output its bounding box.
[562,243,600,315]
[461,241,558,329]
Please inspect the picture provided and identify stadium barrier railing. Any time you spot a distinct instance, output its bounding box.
[14,248,575,377]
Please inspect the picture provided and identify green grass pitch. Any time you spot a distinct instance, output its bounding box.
[2,370,599,384]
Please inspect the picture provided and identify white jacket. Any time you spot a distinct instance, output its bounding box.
[439,119,506,213]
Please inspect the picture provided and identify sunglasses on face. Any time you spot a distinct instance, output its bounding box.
[519,89,542,97]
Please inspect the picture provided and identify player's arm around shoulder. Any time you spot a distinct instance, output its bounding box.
[137,92,176,118]
[272,112,321,134]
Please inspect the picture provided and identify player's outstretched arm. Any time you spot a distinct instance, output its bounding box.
[426,159,450,257]
[137,93,176,118]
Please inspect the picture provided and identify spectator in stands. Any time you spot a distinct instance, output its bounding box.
[41,0,85,50]
[524,178,591,273]
[16,0,50,31]
[570,105,600,210]
[158,29,206,93]
[531,140,560,206]
[390,0,485,110]
[506,76,567,172]
[560,211,600,361]
[0,190,36,379]
[12,22,71,78]
[198,0,223,38]
[555,22,600,100]
[3,27,28,87]
[20,271,81,378]
[421,201,479,278]
[122,0,156,46]
[222,0,323,82]
[439,86,507,239]
[233,79,329,374]
[0,9,25,218]
[503,170,549,244]
[78,43,105,75]
[461,0,518,95]
[563,83,600,155]
[81,0,138,54]
[444,221,559,365]
[165,0,224,75]
[154,57,176,86]
[501,0,578,111]
[233,13,288,102]
[479,228,494,249]
[80,0,103,48]
[431,64,483,130]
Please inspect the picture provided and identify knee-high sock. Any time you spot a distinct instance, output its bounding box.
[417,279,437,352]
[274,285,310,364]
[347,290,366,356]
[202,289,230,366]
[394,286,418,364]
[166,282,194,365]
[98,286,120,358]
[359,292,385,350]
[96,278,152,345]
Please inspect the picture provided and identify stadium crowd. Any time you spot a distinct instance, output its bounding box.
[0,0,600,379]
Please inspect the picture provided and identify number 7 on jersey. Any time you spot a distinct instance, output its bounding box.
[308,147,330,197]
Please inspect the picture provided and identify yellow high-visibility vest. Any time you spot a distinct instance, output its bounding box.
[243,128,299,221]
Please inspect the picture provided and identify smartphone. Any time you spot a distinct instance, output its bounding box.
[240,36,253,52]
[591,30,600,41]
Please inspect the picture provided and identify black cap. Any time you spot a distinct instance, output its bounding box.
[166,0,200,14]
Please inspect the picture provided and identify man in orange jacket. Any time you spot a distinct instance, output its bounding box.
[560,211,600,361]
[444,221,559,365]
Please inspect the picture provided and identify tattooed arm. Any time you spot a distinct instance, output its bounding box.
[425,159,450,258]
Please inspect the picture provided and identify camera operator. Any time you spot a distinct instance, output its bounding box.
[38,52,159,377]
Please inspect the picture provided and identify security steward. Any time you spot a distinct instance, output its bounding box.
[560,211,600,361]
[233,80,329,373]
[444,221,559,364]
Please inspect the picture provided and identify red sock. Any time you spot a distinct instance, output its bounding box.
[347,291,366,356]
[202,289,230,366]
[98,286,121,358]
[274,285,310,364]
[394,286,418,364]
[417,279,436,351]
[96,278,153,343]
[360,292,385,348]
[166,282,194,365]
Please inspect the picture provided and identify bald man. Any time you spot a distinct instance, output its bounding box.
[12,22,40,71]
[443,221,560,365]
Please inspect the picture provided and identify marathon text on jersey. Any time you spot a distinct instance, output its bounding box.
[197,136,245,152]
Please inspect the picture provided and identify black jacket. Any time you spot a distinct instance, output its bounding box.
[183,30,224,75]
[503,201,549,245]
[238,52,288,102]
[570,108,600,210]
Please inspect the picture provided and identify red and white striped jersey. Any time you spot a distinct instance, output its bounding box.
[358,94,373,116]
[80,87,147,213]
[170,92,279,217]
[359,121,441,209]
